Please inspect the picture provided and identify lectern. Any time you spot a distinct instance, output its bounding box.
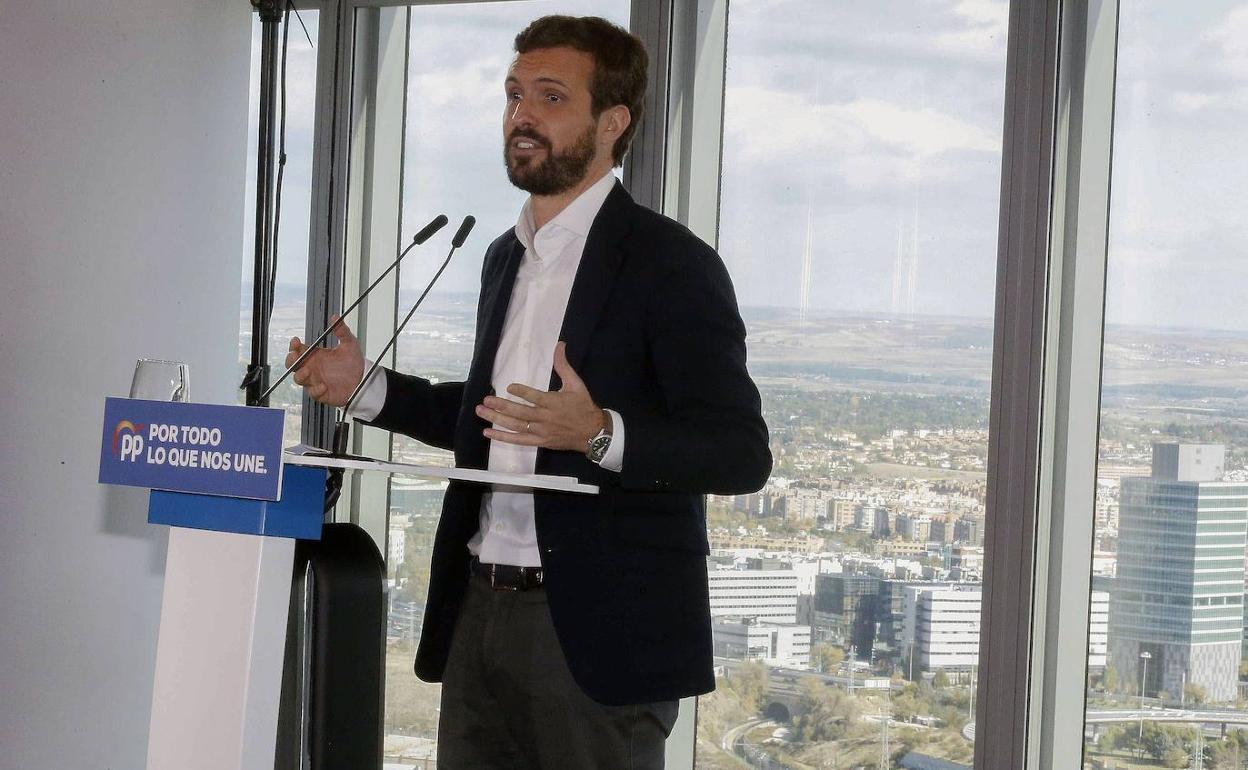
[98,397,596,770]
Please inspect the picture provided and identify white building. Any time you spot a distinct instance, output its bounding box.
[387,514,409,569]
[1088,590,1109,670]
[712,618,812,669]
[707,568,801,624]
[901,584,982,674]
[898,584,1112,676]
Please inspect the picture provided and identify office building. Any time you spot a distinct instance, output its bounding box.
[902,585,982,675]
[712,618,812,669]
[812,573,881,655]
[707,568,802,624]
[1109,444,1248,702]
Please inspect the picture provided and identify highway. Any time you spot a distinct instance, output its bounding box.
[964,706,1248,740]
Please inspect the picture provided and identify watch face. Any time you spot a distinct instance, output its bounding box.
[589,433,611,462]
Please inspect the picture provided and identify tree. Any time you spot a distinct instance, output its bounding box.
[811,643,845,673]
[1184,682,1208,706]
[727,661,770,713]
[793,682,860,743]
[892,691,922,723]
[1096,725,1125,754]
[1103,664,1119,694]
[1160,746,1189,769]
[1141,723,1194,763]
[932,671,950,689]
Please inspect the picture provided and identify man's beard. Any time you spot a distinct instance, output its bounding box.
[504,123,597,196]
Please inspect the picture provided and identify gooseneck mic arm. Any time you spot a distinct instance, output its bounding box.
[259,214,448,404]
[339,216,477,420]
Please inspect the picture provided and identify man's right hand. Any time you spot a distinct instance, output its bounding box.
[286,315,366,407]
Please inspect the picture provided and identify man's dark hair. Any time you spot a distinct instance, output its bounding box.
[514,15,648,167]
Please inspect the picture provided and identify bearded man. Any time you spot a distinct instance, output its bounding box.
[288,15,770,769]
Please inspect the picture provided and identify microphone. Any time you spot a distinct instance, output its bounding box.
[319,215,475,462]
[412,214,452,245]
[341,215,477,417]
[260,214,448,403]
[452,215,476,248]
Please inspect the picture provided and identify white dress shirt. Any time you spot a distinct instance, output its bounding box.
[350,170,625,567]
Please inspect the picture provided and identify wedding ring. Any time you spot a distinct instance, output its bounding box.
[525,421,532,433]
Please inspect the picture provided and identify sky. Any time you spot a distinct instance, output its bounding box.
[244,0,1248,332]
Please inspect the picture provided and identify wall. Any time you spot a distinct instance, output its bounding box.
[0,2,252,766]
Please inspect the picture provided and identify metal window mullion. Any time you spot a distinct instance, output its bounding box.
[337,2,370,528]
[303,0,354,449]
[1031,0,1120,767]
[660,1,728,766]
[623,0,673,211]
[664,0,727,246]
[337,4,408,544]
[975,0,1063,768]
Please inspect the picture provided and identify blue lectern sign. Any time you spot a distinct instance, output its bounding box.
[98,398,285,501]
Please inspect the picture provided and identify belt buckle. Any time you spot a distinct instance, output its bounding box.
[490,563,519,592]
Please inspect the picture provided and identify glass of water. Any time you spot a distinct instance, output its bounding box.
[129,359,190,402]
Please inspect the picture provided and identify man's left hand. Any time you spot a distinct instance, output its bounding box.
[477,342,605,455]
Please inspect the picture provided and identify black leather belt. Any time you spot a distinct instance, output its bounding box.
[470,556,544,591]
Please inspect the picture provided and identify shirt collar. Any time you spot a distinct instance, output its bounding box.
[514,170,618,253]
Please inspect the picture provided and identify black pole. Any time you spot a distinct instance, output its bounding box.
[243,0,285,407]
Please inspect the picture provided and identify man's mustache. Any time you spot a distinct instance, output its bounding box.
[508,129,550,149]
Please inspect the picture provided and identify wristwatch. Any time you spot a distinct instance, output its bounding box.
[587,409,614,464]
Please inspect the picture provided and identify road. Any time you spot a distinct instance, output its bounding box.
[963,706,1248,742]
[720,718,780,768]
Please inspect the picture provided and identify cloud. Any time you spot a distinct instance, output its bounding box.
[933,0,1010,61]
[1143,4,1248,117]
[724,86,999,196]
[1204,5,1248,79]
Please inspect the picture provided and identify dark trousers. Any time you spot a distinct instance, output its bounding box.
[436,571,679,769]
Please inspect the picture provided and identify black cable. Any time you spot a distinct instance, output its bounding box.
[291,2,314,47]
[266,0,292,327]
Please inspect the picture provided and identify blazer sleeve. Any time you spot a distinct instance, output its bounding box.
[618,243,771,495]
[362,368,464,452]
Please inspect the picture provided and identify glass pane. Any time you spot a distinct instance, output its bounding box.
[383,4,629,766]
[238,8,319,447]
[700,1,1008,767]
[1082,4,1248,768]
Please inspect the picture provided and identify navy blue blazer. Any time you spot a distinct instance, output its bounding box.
[367,182,771,706]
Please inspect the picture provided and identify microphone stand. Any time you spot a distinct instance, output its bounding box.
[242,0,286,407]
[258,214,448,405]
[319,216,477,463]
[316,216,474,512]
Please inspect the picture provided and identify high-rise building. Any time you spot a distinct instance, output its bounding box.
[1109,443,1248,703]
[828,498,856,531]
[896,514,933,542]
[953,517,984,546]
[812,574,880,656]
[876,579,923,666]
[902,585,982,676]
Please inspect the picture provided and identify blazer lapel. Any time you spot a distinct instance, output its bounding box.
[552,183,633,387]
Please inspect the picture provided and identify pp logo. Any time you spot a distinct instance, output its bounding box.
[112,420,147,462]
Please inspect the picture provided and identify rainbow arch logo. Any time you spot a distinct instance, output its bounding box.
[112,420,145,457]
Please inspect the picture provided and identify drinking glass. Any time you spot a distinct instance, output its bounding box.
[129,359,190,402]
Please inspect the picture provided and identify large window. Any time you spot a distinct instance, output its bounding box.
[695,1,1008,767]
[1080,4,1248,768]
[289,0,1248,766]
